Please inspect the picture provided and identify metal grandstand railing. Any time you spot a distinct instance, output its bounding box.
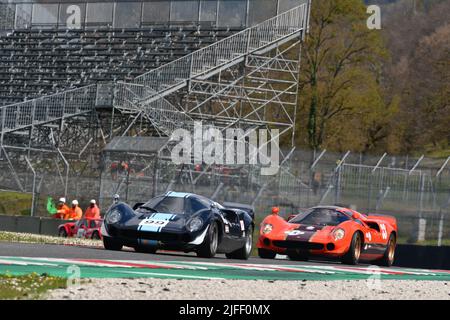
[114,82,194,137]
[0,4,309,143]
[115,4,309,132]
[0,85,97,144]
[141,4,306,96]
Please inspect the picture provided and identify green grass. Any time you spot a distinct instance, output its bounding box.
[0,190,53,217]
[415,239,450,246]
[0,190,32,216]
[0,273,67,300]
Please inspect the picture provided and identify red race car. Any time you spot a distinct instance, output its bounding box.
[58,218,103,240]
[257,206,397,266]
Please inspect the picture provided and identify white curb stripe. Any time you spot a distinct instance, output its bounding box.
[115,270,226,280]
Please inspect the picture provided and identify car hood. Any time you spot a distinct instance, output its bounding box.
[122,212,190,232]
[284,224,334,242]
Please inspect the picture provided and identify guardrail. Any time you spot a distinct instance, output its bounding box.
[0,214,72,236]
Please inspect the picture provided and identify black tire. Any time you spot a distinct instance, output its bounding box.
[375,233,396,267]
[58,228,68,238]
[134,246,157,254]
[103,236,123,251]
[91,231,100,240]
[342,232,362,265]
[226,227,253,260]
[197,222,219,258]
[258,248,276,259]
[287,249,309,261]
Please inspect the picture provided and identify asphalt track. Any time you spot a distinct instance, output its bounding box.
[1,242,450,281]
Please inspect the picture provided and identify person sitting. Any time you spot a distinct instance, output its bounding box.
[54,198,70,220]
[84,199,100,220]
[69,200,83,220]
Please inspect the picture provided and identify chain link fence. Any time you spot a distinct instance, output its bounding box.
[0,147,449,245]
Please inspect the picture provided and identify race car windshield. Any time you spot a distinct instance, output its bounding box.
[289,208,349,226]
[152,196,185,215]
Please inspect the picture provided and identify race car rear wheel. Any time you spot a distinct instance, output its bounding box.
[342,232,362,265]
[197,222,219,258]
[103,236,123,251]
[58,228,67,238]
[225,226,253,260]
[376,233,396,267]
[258,248,276,259]
[287,249,309,261]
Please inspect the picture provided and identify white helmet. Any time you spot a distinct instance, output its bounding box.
[58,197,66,203]
[72,200,79,206]
[90,199,96,204]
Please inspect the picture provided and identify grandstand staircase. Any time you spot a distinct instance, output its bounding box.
[114,4,310,137]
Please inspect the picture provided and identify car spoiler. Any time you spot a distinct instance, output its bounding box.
[365,213,397,228]
[222,202,255,220]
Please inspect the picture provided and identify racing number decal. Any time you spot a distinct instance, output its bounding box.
[380,223,388,240]
[141,219,170,228]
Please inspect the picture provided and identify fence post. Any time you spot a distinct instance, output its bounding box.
[57,148,69,199]
[24,156,36,217]
[437,212,444,247]
[333,151,350,205]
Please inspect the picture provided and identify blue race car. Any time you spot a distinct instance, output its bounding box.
[101,191,255,259]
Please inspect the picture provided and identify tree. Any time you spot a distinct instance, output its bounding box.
[297,0,389,152]
[382,0,450,153]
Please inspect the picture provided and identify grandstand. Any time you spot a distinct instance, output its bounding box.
[0,0,311,211]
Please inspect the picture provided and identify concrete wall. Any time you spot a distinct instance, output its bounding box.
[394,244,450,270]
[0,214,70,236]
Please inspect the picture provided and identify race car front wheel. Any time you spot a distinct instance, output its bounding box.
[103,236,123,251]
[376,233,396,267]
[342,232,362,265]
[225,227,253,260]
[197,222,219,258]
[258,248,276,259]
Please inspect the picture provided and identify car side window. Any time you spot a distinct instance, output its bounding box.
[143,196,163,208]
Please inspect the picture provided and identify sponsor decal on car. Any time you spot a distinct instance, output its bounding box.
[138,213,175,232]
[285,230,305,236]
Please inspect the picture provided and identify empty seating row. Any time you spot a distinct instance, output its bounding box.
[0,24,242,106]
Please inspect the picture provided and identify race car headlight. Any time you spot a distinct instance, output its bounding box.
[333,228,345,241]
[187,217,203,232]
[106,209,122,224]
[262,223,273,235]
